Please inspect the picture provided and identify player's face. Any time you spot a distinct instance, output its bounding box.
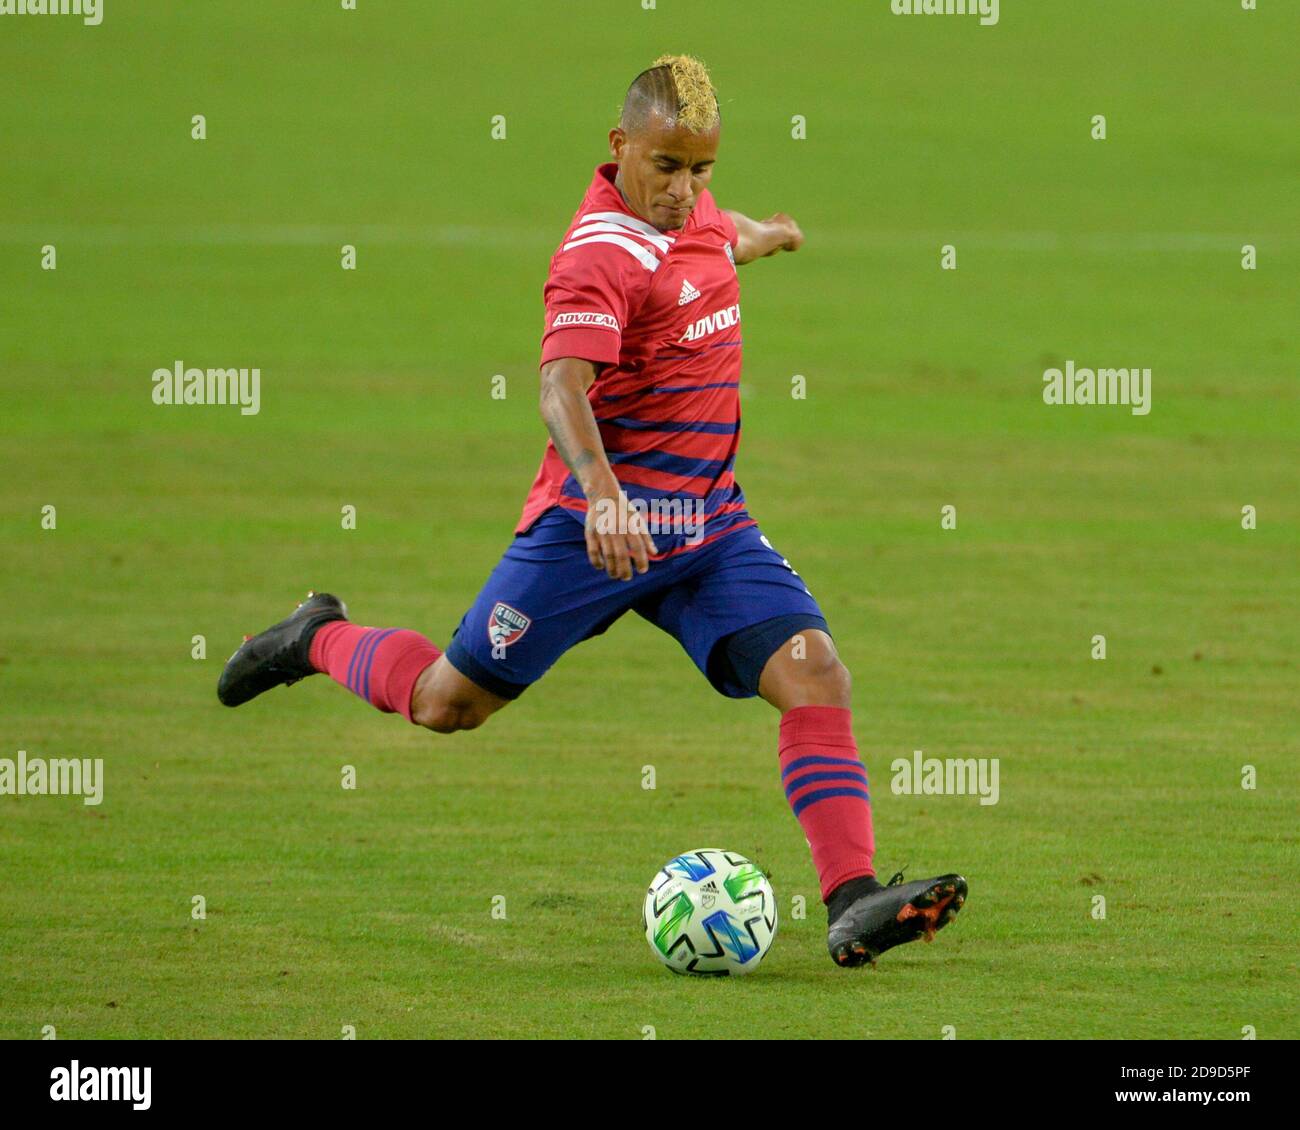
[610,113,719,231]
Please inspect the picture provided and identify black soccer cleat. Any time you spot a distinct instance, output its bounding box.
[827,870,967,968]
[217,591,348,707]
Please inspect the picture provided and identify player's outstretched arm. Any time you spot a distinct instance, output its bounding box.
[539,357,658,581]
[723,209,804,264]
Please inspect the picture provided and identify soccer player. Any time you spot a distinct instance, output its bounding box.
[219,55,967,967]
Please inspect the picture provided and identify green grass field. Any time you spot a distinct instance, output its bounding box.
[2,0,1297,1039]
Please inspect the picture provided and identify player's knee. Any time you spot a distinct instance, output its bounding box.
[810,653,852,707]
[411,697,451,732]
[409,657,505,733]
[412,696,492,734]
[783,634,851,707]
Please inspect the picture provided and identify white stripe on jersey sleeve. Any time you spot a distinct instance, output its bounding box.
[569,220,675,254]
[580,210,677,247]
[561,232,662,272]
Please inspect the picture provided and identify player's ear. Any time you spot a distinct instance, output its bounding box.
[609,127,627,161]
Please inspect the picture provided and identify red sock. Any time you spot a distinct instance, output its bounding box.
[308,622,441,723]
[779,705,876,901]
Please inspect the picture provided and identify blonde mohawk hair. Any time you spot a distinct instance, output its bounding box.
[621,53,720,134]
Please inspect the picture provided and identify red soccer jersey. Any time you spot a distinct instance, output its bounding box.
[516,162,753,556]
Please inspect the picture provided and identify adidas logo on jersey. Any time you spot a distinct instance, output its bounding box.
[677,278,702,306]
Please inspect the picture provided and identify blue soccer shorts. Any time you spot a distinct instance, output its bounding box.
[444,507,830,700]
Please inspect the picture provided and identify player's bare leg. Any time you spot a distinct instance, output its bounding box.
[756,628,851,710]
[408,656,511,733]
[758,628,967,967]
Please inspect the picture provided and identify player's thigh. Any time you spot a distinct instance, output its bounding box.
[640,522,834,700]
[441,508,664,705]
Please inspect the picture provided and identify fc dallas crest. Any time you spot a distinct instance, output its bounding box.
[488,602,531,649]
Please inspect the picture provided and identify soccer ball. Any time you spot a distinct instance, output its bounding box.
[642,848,778,976]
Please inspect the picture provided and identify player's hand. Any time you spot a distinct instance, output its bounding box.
[584,486,658,581]
[762,213,803,255]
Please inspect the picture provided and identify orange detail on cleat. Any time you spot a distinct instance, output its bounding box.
[897,892,955,940]
[242,634,253,642]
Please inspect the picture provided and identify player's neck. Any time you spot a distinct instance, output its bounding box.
[612,168,634,214]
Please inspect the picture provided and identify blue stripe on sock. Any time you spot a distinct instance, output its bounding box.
[781,753,863,780]
[344,629,371,693]
[783,768,868,799]
[790,785,871,818]
[360,629,398,702]
[347,629,383,695]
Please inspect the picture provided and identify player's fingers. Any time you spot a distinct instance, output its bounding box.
[614,543,634,582]
[585,527,604,570]
[625,508,658,561]
[764,213,802,252]
[603,534,631,581]
[628,532,650,575]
